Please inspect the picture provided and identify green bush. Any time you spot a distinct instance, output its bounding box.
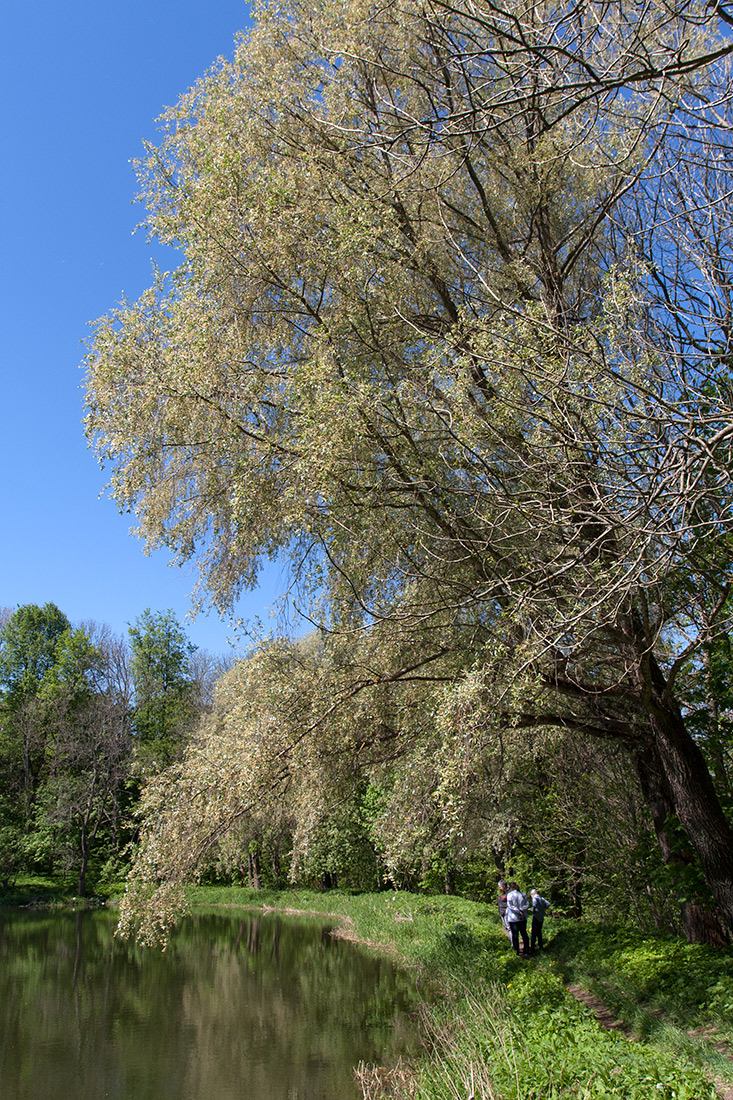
[408,977,716,1100]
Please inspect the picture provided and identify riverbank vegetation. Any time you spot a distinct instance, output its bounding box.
[3,878,732,1095]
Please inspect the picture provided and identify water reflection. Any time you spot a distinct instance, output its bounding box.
[0,908,418,1100]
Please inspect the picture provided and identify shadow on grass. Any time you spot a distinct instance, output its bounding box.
[0,877,117,909]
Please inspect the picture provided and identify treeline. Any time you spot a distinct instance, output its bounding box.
[0,603,227,896]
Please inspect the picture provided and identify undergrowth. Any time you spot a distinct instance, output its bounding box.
[0,875,113,908]
[376,985,716,1100]
[551,923,733,1041]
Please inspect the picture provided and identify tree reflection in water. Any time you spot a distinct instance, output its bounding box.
[0,909,418,1100]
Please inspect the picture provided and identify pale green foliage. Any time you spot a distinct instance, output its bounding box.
[84,0,733,711]
[85,0,732,631]
[119,636,323,940]
[118,623,655,936]
[88,0,733,933]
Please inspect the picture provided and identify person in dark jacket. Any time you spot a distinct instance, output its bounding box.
[529,889,551,953]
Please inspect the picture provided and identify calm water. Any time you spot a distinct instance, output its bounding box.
[0,908,419,1100]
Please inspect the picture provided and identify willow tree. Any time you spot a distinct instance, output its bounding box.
[86,0,733,937]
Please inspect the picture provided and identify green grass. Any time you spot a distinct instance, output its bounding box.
[549,922,733,1037]
[0,875,122,908]
[545,921,733,1089]
[374,985,716,1100]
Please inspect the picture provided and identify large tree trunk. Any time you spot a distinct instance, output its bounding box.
[649,703,733,940]
[632,738,729,945]
[632,739,685,866]
[620,636,733,941]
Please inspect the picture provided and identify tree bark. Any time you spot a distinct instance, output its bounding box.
[631,739,682,866]
[629,672,732,944]
[649,704,733,940]
[77,839,88,898]
[247,849,261,891]
[631,738,727,944]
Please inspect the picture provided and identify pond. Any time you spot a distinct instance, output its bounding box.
[0,907,420,1100]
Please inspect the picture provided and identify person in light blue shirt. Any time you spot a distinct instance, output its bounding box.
[505,882,530,956]
[530,888,551,953]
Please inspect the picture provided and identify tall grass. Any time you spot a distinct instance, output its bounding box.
[394,982,718,1100]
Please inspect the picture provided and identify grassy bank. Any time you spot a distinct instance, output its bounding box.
[185,886,732,1100]
[0,875,113,908]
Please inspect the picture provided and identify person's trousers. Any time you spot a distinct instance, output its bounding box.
[531,916,544,953]
[509,919,529,955]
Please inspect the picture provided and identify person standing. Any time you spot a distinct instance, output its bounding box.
[530,888,551,953]
[497,880,511,940]
[505,881,530,956]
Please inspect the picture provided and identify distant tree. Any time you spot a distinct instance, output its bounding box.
[0,607,135,892]
[36,624,134,895]
[188,646,235,713]
[128,609,198,771]
[0,726,25,887]
[0,603,71,697]
[0,603,71,826]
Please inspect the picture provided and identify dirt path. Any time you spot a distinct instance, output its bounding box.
[566,983,733,1100]
[566,984,635,1038]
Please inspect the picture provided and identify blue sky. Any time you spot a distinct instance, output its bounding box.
[0,1,294,656]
